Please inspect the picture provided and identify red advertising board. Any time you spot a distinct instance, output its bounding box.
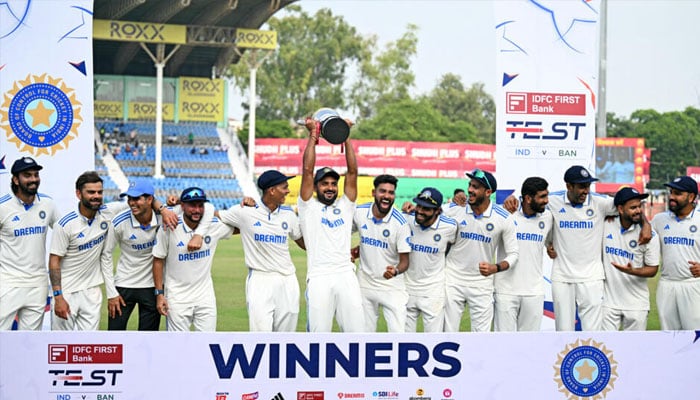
[505,92,586,115]
[686,166,700,193]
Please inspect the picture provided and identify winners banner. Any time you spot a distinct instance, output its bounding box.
[1,331,698,399]
[494,0,601,194]
[0,0,95,213]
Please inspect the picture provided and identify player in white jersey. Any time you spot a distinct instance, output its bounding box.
[548,165,651,331]
[651,176,700,329]
[402,187,457,332]
[602,187,660,331]
[217,170,304,332]
[494,177,553,331]
[444,169,518,332]
[49,171,113,331]
[153,187,233,331]
[0,157,59,330]
[298,119,364,332]
[442,188,467,218]
[353,174,411,332]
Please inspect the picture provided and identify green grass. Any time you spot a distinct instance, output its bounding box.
[99,235,660,331]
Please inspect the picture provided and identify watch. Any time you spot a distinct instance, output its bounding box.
[154,289,165,296]
[53,289,63,297]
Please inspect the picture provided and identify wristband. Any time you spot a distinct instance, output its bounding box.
[154,289,164,296]
[495,264,502,273]
[53,289,62,297]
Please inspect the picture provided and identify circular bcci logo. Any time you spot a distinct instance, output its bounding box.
[433,233,441,242]
[100,221,108,230]
[333,208,341,215]
[204,235,211,244]
[0,74,81,156]
[486,223,494,231]
[39,210,46,219]
[382,229,390,237]
[586,209,594,217]
[690,225,697,233]
[539,221,545,230]
[554,339,618,399]
[281,221,288,230]
[629,240,638,248]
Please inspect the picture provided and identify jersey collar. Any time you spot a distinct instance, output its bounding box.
[466,201,493,219]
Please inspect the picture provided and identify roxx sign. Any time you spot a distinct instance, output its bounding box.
[236,28,277,50]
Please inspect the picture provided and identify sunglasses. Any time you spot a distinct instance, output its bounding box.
[471,169,492,191]
[181,188,204,202]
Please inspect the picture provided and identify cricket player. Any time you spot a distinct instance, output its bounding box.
[298,118,364,332]
[442,188,467,218]
[0,157,59,330]
[153,187,233,331]
[353,174,411,332]
[403,187,457,332]
[602,187,660,331]
[651,176,700,329]
[494,177,553,331]
[444,169,518,332]
[217,170,305,332]
[49,171,113,331]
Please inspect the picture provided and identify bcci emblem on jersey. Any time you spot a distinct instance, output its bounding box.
[553,338,618,399]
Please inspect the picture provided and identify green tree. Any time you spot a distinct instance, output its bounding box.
[228,6,366,121]
[427,75,495,143]
[350,24,418,120]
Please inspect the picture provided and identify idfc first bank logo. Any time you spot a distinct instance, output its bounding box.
[48,344,124,388]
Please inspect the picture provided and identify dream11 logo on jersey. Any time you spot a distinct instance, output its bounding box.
[48,344,124,390]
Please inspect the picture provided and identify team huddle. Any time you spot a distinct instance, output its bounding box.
[1,125,699,332]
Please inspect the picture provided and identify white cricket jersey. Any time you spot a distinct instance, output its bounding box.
[152,219,233,303]
[50,208,112,292]
[102,209,161,298]
[548,190,616,282]
[652,209,700,281]
[445,202,519,284]
[441,202,462,218]
[218,203,302,275]
[0,192,59,287]
[353,203,412,290]
[404,214,457,296]
[298,195,356,278]
[603,219,660,310]
[495,208,553,296]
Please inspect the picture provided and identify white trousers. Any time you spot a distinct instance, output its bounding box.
[246,270,299,332]
[493,293,544,332]
[51,286,102,331]
[0,285,47,330]
[552,280,604,331]
[306,270,364,332]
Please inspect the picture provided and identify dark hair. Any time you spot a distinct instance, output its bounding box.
[75,171,103,191]
[373,174,398,189]
[521,177,548,198]
[453,188,465,196]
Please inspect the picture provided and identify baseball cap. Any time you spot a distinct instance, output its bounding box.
[613,187,649,206]
[11,157,43,175]
[257,170,294,191]
[180,187,207,203]
[664,176,698,194]
[466,169,497,191]
[413,187,443,209]
[564,165,599,184]
[120,180,155,198]
[314,167,340,184]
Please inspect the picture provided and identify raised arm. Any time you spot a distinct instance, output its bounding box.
[300,120,318,202]
[343,138,358,202]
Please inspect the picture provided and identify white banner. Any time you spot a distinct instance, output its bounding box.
[0,0,95,213]
[1,331,698,399]
[494,0,600,194]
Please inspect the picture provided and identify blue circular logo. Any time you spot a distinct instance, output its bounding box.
[382,229,390,237]
[9,83,73,148]
[282,221,288,230]
[333,208,341,215]
[586,209,594,217]
[100,221,108,230]
[629,240,638,248]
[486,223,494,231]
[39,210,46,219]
[691,225,697,233]
[560,345,611,397]
[539,221,545,229]
[433,234,441,242]
[204,236,211,244]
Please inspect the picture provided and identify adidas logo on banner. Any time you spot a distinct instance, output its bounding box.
[254,221,262,227]
[12,215,20,221]
[76,232,85,239]
[177,241,185,247]
[270,393,285,400]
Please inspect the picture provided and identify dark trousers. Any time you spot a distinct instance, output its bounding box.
[107,287,160,331]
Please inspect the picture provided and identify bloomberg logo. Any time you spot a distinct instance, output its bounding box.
[505,120,586,141]
[210,342,461,379]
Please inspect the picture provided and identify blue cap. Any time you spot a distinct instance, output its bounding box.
[314,167,340,184]
[120,180,154,198]
[257,170,294,191]
[564,165,598,184]
[466,169,497,191]
[180,187,207,203]
[413,187,443,209]
[11,157,43,175]
[614,187,649,206]
[664,176,698,195]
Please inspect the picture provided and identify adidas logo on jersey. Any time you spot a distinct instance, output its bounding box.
[361,224,368,230]
[177,241,185,247]
[253,221,262,227]
[559,208,566,213]
[606,234,613,239]
[129,234,138,240]
[460,220,467,226]
[76,232,85,239]
[270,394,285,400]
[12,215,20,222]
[664,224,670,230]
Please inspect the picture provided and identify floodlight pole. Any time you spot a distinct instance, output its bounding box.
[596,0,608,138]
[141,42,180,179]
